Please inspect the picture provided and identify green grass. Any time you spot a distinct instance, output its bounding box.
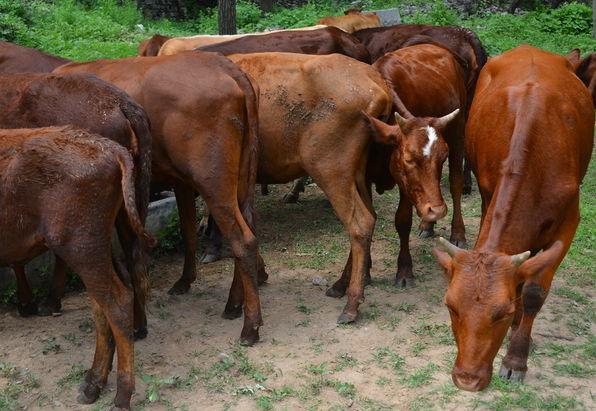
[0,363,39,411]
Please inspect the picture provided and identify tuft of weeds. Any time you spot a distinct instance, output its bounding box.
[373,347,406,373]
[399,363,439,388]
[334,352,358,371]
[0,363,39,410]
[57,364,85,389]
[410,321,454,345]
[41,337,61,355]
[552,362,595,378]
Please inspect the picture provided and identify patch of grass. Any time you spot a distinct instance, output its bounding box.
[325,379,356,399]
[553,286,590,305]
[552,362,595,378]
[373,347,405,373]
[57,364,85,389]
[296,299,313,315]
[334,352,358,371]
[399,363,439,388]
[0,363,39,410]
[42,337,61,355]
[62,332,82,347]
[410,321,454,345]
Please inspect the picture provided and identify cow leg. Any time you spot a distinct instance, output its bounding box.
[200,213,223,264]
[463,158,473,195]
[38,256,67,316]
[14,265,37,317]
[326,250,372,298]
[395,190,415,288]
[447,125,466,247]
[168,185,198,295]
[500,209,577,382]
[283,176,308,204]
[260,184,269,195]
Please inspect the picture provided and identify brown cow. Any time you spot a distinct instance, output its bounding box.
[0,126,154,410]
[138,34,172,56]
[354,25,488,194]
[55,51,264,345]
[0,41,70,73]
[158,25,327,56]
[196,27,371,63]
[433,45,594,391]
[370,43,467,286]
[0,73,152,338]
[318,9,381,33]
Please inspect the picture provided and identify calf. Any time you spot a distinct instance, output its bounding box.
[318,9,382,33]
[196,27,371,63]
[0,73,152,338]
[56,51,264,345]
[0,126,154,410]
[369,44,467,287]
[433,45,594,391]
[0,41,70,73]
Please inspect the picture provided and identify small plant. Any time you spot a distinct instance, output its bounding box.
[141,374,179,403]
[57,364,86,389]
[42,337,61,355]
[373,347,406,373]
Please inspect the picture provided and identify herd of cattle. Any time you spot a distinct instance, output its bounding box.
[0,9,594,410]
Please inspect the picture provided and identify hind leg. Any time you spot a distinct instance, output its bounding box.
[14,265,37,317]
[200,213,224,264]
[283,176,308,204]
[168,185,198,295]
[463,158,473,195]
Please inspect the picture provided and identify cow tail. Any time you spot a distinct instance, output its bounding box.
[116,149,155,309]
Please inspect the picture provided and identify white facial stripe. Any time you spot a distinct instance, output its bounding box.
[422,126,438,157]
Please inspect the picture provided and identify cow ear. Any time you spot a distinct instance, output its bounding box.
[516,241,565,283]
[566,49,581,70]
[362,111,402,146]
[432,247,453,280]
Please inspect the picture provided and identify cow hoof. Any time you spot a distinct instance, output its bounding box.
[77,381,101,404]
[325,286,346,298]
[395,276,415,289]
[364,275,372,287]
[283,192,299,204]
[38,302,62,317]
[17,302,38,317]
[239,328,259,346]
[418,228,435,239]
[462,185,472,195]
[337,311,357,324]
[257,269,269,286]
[200,252,221,264]
[167,280,191,295]
[499,365,526,382]
[222,305,243,320]
[134,326,148,341]
[449,237,467,248]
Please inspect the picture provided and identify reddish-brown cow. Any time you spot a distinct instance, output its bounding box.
[196,27,371,63]
[370,43,467,286]
[55,52,264,345]
[317,9,381,33]
[573,51,596,105]
[433,45,594,391]
[0,126,154,410]
[0,41,70,73]
[0,73,152,337]
[138,34,172,56]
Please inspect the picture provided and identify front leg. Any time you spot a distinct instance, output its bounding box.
[447,133,466,247]
[395,190,414,288]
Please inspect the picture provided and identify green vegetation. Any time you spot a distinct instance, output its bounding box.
[0,363,39,410]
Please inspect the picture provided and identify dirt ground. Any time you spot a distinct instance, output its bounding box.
[0,178,594,410]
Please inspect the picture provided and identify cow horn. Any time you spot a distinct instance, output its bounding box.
[438,237,462,257]
[394,112,408,128]
[434,109,460,129]
[510,251,531,267]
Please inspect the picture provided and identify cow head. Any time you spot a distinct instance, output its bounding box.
[432,238,563,391]
[363,109,458,223]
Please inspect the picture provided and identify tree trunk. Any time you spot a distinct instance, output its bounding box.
[218,0,237,35]
[508,0,524,13]
[258,0,273,12]
[593,0,596,38]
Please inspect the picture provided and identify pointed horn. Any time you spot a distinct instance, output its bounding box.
[438,237,462,257]
[394,111,408,128]
[434,108,460,129]
[511,251,531,267]
[389,88,414,119]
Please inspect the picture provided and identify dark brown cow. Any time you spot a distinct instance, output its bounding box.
[433,45,594,391]
[370,43,467,286]
[0,126,154,410]
[138,34,172,56]
[573,51,596,105]
[0,73,152,338]
[0,41,70,73]
[197,26,371,63]
[55,51,263,345]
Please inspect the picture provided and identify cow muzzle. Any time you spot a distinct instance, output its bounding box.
[452,364,492,392]
[418,203,447,222]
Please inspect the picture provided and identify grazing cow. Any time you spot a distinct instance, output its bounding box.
[158,25,327,56]
[195,27,371,63]
[0,41,70,73]
[0,73,152,338]
[318,9,382,33]
[573,51,596,105]
[0,126,154,410]
[138,34,172,56]
[55,51,264,345]
[433,45,594,391]
[370,43,467,287]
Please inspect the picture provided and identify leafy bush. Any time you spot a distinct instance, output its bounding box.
[545,2,592,35]
[0,0,30,42]
[406,0,461,25]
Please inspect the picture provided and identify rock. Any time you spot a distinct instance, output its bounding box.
[369,8,402,26]
[218,352,233,364]
[312,275,328,286]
